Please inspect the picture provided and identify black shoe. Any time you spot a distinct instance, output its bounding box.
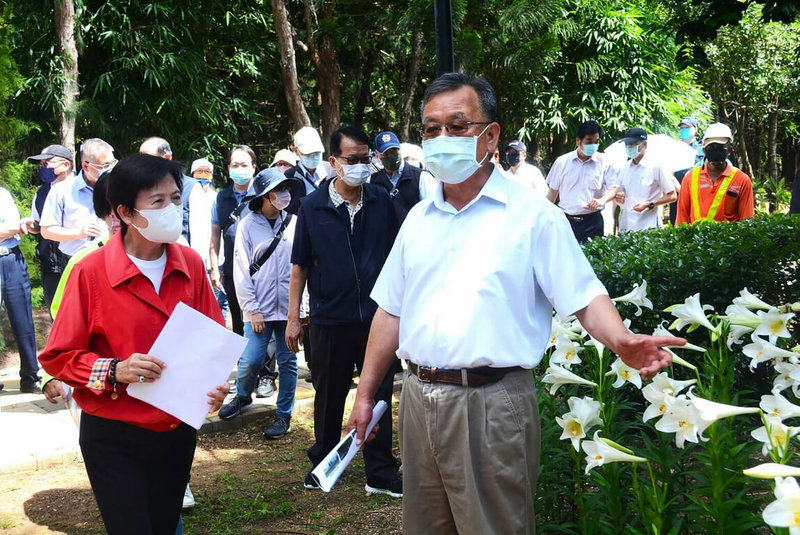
[218,396,252,420]
[304,471,321,490]
[365,476,402,498]
[303,371,313,383]
[0,381,4,392]
[20,381,41,394]
[264,416,291,439]
[255,376,276,398]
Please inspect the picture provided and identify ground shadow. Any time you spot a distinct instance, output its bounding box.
[23,487,104,535]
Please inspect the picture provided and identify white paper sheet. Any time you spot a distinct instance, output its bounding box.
[127,301,247,429]
[311,401,388,492]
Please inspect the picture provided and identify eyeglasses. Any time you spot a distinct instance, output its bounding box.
[419,121,492,140]
[335,154,372,165]
[87,159,118,173]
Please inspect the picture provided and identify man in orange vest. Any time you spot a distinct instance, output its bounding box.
[675,123,754,224]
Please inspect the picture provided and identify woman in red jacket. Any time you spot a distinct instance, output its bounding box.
[40,154,228,535]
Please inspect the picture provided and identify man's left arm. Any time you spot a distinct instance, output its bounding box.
[575,295,681,380]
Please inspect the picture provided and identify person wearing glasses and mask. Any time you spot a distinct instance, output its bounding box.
[218,170,304,439]
[545,120,619,242]
[346,72,680,535]
[39,154,228,535]
[286,126,401,497]
[40,138,116,257]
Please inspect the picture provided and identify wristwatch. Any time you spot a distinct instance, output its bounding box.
[648,201,655,210]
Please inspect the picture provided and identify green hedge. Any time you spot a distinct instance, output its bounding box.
[583,215,800,331]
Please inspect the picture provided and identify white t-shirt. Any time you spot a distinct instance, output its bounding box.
[617,155,675,232]
[128,249,168,294]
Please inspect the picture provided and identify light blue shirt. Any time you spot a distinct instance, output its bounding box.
[0,187,21,249]
[40,171,96,256]
[386,161,405,188]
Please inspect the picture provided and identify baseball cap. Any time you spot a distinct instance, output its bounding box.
[271,149,298,167]
[702,123,733,147]
[293,127,324,155]
[190,158,214,174]
[374,131,401,154]
[622,127,648,144]
[678,117,698,128]
[506,140,526,152]
[27,144,73,164]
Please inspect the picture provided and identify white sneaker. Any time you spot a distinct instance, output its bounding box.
[182,484,195,509]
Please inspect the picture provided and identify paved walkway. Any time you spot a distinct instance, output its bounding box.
[0,350,339,473]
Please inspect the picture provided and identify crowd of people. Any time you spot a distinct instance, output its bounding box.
[0,70,767,533]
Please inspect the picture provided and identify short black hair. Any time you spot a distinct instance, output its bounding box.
[330,126,371,157]
[226,145,257,168]
[93,172,112,219]
[421,72,498,123]
[577,120,603,140]
[106,154,183,232]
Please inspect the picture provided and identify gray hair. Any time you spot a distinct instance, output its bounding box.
[80,138,115,164]
[420,72,498,123]
[139,136,172,157]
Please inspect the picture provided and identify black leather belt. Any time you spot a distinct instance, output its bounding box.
[0,245,20,257]
[565,212,598,222]
[406,362,523,387]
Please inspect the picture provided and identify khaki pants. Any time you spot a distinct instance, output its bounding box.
[399,368,540,535]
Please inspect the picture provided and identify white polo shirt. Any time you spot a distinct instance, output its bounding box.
[546,149,617,215]
[0,187,21,249]
[40,172,97,256]
[617,155,675,232]
[370,167,607,369]
[510,161,548,196]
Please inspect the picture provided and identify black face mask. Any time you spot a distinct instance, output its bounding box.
[506,153,521,167]
[705,146,727,164]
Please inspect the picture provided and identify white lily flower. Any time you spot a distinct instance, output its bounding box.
[722,303,762,328]
[549,334,583,369]
[663,347,698,371]
[774,362,800,394]
[547,315,583,349]
[744,334,799,370]
[653,322,706,352]
[654,395,711,448]
[762,477,800,532]
[609,357,641,389]
[665,293,718,334]
[582,431,647,474]
[733,287,773,311]
[760,391,800,422]
[751,421,800,456]
[755,308,795,345]
[611,281,653,317]
[641,373,696,423]
[541,365,597,395]
[555,396,603,451]
[744,463,800,479]
[727,324,755,350]
[687,388,761,422]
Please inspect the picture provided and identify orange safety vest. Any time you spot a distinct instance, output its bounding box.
[689,166,737,222]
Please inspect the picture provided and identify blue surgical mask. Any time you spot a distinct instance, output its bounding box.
[300,152,322,170]
[422,125,491,185]
[197,178,211,187]
[581,143,599,157]
[679,127,693,141]
[229,169,253,185]
[625,144,641,159]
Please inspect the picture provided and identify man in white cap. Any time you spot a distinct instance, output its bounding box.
[286,126,330,195]
[675,123,754,224]
[271,149,298,173]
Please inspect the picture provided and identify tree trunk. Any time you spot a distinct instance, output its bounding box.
[302,0,339,151]
[54,0,78,154]
[734,108,754,178]
[271,0,310,130]
[767,107,778,181]
[400,30,424,142]
[354,50,376,127]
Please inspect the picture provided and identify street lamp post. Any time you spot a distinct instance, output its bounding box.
[434,0,454,75]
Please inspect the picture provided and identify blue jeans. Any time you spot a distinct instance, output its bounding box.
[0,248,39,385]
[236,321,297,419]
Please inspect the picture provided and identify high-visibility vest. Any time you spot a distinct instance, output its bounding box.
[690,166,737,222]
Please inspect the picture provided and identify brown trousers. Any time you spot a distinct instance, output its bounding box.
[399,368,540,535]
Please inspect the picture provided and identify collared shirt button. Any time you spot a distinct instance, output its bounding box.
[169,423,177,429]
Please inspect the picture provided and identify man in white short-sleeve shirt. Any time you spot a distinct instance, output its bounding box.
[347,73,681,535]
[546,120,618,242]
[504,139,548,195]
[615,128,677,232]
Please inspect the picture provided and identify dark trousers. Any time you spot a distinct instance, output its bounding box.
[0,249,39,385]
[566,211,604,243]
[307,322,397,483]
[222,273,244,336]
[41,271,62,310]
[79,413,196,535]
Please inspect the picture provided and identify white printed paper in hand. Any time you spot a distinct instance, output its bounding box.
[311,400,388,492]
[127,301,247,429]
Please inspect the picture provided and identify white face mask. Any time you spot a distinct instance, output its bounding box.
[625,144,643,159]
[300,152,322,170]
[270,190,292,211]
[339,163,372,187]
[422,124,491,185]
[132,203,182,243]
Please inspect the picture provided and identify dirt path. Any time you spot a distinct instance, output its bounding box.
[1,411,402,534]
